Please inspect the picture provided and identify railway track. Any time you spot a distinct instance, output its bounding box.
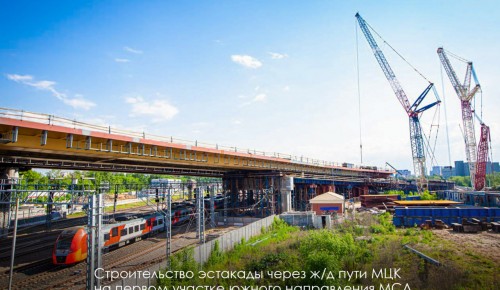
[1,206,230,289]
[0,205,156,261]
[0,234,58,256]
[38,223,199,290]
[1,223,195,289]
[2,223,232,290]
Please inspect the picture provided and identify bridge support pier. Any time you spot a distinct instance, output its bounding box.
[222,171,293,218]
[280,176,293,213]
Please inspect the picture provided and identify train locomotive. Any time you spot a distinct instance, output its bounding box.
[53,206,193,265]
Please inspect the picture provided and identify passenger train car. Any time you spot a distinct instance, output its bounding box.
[53,206,193,265]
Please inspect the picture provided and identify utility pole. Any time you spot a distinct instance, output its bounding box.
[8,198,19,290]
[86,193,103,290]
[166,186,172,270]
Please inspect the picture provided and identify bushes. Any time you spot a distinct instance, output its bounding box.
[370,212,395,234]
[158,213,496,289]
[298,230,355,285]
[420,190,437,200]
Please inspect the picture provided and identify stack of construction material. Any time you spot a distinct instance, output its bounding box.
[451,218,488,233]
[491,222,500,233]
[393,200,462,207]
[420,219,448,230]
[393,206,500,227]
[360,194,399,209]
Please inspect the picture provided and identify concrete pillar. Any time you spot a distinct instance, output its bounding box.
[280,176,293,213]
[187,179,196,200]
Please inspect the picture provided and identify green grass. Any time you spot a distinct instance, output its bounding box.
[158,214,499,289]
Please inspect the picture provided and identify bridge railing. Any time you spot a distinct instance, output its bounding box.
[0,107,391,173]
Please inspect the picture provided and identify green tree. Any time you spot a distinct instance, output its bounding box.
[448,176,471,187]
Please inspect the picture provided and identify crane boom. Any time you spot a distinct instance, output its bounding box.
[386,162,405,177]
[356,13,440,192]
[437,48,481,189]
[355,14,412,113]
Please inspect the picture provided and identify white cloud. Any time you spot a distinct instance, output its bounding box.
[115,58,130,63]
[6,74,33,82]
[268,52,288,59]
[31,80,57,90]
[124,46,143,54]
[283,85,290,91]
[125,96,178,122]
[240,93,267,107]
[233,120,242,125]
[6,74,95,110]
[192,121,211,127]
[62,98,96,110]
[253,93,267,102]
[231,55,262,69]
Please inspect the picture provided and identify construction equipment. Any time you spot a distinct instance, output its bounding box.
[356,13,440,192]
[475,114,491,191]
[437,48,490,190]
[385,162,406,179]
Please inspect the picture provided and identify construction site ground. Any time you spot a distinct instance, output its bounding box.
[431,229,500,264]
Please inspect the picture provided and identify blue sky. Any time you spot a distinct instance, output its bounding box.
[1,1,499,173]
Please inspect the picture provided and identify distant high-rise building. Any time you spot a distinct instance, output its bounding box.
[442,166,454,179]
[493,162,500,173]
[485,161,500,174]
[427,161,498,178]
[454,161,466,177]
[464,164,470,177]
[430,166,442,176]
[397,170,411,178]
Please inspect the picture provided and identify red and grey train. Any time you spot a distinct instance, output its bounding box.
[52,205,193,265]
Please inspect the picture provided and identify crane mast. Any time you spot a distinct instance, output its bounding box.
[475,123,490,190]
[356,13,440,192]
[437,48,484,189]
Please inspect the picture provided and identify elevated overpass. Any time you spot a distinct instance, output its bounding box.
[0,108,392,181]
[0,108,454,216]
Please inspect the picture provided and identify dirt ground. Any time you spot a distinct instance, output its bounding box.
[432,229,500,263]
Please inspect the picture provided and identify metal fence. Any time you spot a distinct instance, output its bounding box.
[280,212,315,227]
[108,215,277,288]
